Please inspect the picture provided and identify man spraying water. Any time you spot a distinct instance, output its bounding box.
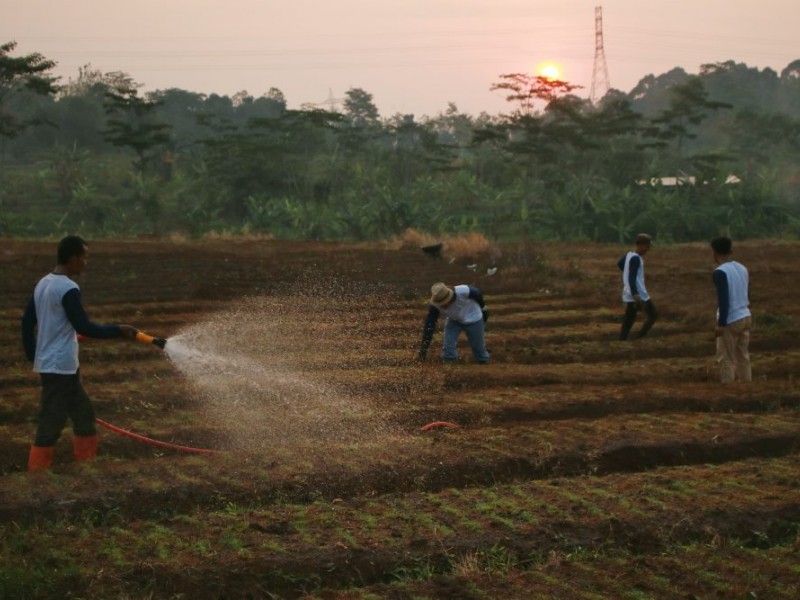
[21,235,162,472]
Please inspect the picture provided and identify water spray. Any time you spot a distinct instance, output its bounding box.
[77,329,220,454]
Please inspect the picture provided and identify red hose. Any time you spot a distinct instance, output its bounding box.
[95,418,221,455]
[420,421,461,432]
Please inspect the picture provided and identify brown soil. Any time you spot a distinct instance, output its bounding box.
[0,238,798,599]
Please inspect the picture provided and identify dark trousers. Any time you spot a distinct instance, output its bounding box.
[35,371,96,446]
[620,300,658,340]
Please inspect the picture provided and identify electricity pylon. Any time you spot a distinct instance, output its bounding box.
[315,88,344,112]
[590,5,611,104]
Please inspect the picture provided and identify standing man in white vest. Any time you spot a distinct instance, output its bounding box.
[21,236,138,472]
[618,233,658,340]
[711,237,751,383]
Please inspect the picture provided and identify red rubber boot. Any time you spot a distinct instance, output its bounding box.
[73,434,98,462]
[28,445,54,472]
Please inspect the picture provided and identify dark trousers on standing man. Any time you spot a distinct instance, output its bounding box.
[29,370,99,471]
[620,300,658,340]
[35,371,97,446]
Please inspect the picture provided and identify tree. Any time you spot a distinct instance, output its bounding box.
[627,68,689,116]
[59,65,137,100]
[727,109,800,177]
[104,83,172,175]
[700,61,779,111]
[51,65,135,153]
[649,76,731,162]
[148,87,208,152]
[337,88,381,157]
[0,41,58,210]
[343,87,380,128]
[779,59,800,116]
[265,87,286,107]
[0,40,58,146]
[584,92,648,187]
[200,107,342,222]
[426,103,474,148]
[490,73,581,115]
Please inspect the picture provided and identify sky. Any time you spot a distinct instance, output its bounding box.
[3,0,798,117]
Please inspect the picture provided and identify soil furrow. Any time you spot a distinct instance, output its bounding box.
[2,432,797,524]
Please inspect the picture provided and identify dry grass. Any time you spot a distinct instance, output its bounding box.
[393,228,497,261]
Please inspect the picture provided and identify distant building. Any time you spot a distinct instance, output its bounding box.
[636,174,740,187]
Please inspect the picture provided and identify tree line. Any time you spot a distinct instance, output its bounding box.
[2,40,799,242]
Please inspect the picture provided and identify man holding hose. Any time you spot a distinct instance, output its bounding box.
[21,235,138,472]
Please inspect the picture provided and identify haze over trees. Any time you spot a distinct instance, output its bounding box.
[1,40,799,242]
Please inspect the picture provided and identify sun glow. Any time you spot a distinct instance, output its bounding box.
[539,63,562,81]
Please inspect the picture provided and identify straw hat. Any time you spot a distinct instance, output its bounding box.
[430,282,454,306]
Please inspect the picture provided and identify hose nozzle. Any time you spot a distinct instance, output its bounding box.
[136,331,167,349]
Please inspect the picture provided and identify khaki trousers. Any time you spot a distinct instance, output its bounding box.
[716,316,752,384]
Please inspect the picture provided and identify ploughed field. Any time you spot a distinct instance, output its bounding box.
[1,238,799,599]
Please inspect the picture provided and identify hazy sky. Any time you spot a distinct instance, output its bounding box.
[3,0,798,117]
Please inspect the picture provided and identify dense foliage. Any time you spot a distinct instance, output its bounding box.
[1,44,799,241]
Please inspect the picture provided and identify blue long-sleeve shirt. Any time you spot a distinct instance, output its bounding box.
[22,287,121,363]
[713,270,730,327]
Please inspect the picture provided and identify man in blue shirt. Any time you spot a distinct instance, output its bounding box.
[21,236,137,471]
[618,233,658,340]
[711,237,751,383]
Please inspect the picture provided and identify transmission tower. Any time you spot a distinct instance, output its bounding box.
[315,88,345,112]
[590,5,611,104]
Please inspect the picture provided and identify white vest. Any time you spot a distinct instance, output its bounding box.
[621,252,650,302]
[715,261,750,324]
[33,273,80,374]
[439,285,483,325]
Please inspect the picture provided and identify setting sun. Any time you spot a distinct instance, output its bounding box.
[539,63,562,81]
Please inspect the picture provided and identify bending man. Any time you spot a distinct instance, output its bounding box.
[419,282,489,364]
